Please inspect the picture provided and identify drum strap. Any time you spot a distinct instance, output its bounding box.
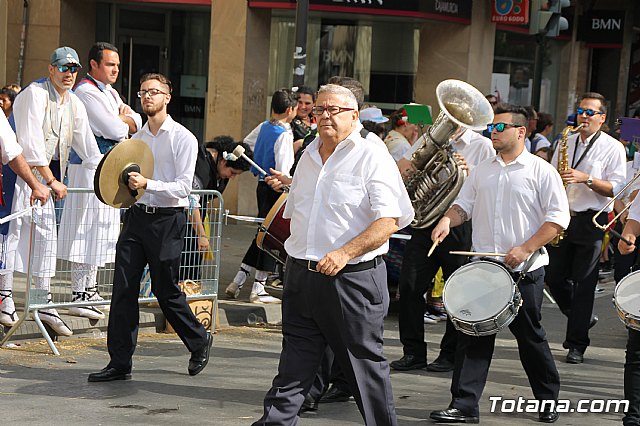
[515,249,542,286]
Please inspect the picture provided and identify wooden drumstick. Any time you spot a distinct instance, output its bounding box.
[449,251,507,257]
[428,239,439,257]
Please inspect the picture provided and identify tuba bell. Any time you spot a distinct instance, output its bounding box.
[406,79,494,228]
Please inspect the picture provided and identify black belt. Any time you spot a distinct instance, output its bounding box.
[570,209,600,217]
[291,256,382,273]
[135,204,186,215]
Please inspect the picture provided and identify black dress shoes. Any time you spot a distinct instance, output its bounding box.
[188,333,213,376]
[390,354,427,371]
[88,367,131,382]
[427,356,454,372]
[589,314,599,329]
[566,348,584,364]
[430,407,479,424]
[318,384,352,403]
[539,408,559,423]
[299,394,319,414]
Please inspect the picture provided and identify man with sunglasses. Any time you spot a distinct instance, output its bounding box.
[253,84,413,426]
[430,103,569,424]
[57,42,142,321]
[89,73,212,382]
[0,47,102,336]
[546,92,627,364]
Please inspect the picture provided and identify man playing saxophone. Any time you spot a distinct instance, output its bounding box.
[546,92,627,364]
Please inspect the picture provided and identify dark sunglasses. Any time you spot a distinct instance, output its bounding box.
[57,65,79,73]
[487,123,523,133]
[576,107,604,117]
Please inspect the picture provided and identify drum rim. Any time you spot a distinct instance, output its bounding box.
[256,192,288,249]
[443,260,516,322]
[614,269,640,324]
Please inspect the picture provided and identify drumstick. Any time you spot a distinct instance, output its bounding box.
[449,251,507,257]
[428,239,439,257]
[231,145,269,177]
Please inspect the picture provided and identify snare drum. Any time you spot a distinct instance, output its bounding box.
[443,260,522,336]
[614,270,640,330]
[256,192,290,265]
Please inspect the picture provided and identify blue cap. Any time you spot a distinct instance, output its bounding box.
[50,47,82,68]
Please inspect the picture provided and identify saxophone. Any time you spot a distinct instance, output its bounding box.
[550,123,584,246]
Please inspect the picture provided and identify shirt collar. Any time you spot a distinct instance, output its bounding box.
[579,130,599,145]
[493,146,533,167]
[142,114,174,136]
[308,123,362,156]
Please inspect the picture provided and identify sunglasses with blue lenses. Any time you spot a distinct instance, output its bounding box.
[487,122,523,133]
[576,107,604,117]
[57,65,79,73]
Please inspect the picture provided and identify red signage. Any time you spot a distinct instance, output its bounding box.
[491,0,529,25]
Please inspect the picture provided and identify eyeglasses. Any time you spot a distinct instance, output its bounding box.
[487,123,524,133]
[311,105,355,117]
[576,107,604,117]
[57,65,79,73]
[137,88,169,98]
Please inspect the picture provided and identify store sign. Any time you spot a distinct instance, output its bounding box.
[491,0,529,25]
[248,0,472,23]
[578,11,624,47]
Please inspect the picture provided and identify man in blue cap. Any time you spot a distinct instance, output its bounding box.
[0,47,102,336]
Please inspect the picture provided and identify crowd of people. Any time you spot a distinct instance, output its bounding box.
[1,41,640,425]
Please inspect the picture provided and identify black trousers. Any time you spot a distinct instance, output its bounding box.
[241,182,280,272]
[611,220,639,284]
[253,258,397,426]
[625,328,640,426]
[450,267,560,416]
[397,222,471,360]
[546,211,606,353]
[107,206,208,372]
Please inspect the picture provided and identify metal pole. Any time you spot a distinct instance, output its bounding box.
[531,34,544,110]
[292,0,309,87]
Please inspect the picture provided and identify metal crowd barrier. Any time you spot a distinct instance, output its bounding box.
[0,188,223,355]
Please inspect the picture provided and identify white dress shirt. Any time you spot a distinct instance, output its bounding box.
[74,77,142,141]
[527,133,551,153]
[243,122,263,150]
[384,129,412,161]
[134,115,197,208]
[455,149,570,271]
[550,131,626,212]
[12,82,102,169]
[450,130,496,170]
[284,127,414,263]
[627,185,640,223]
[272,122,294,176]
[0,113,22,165]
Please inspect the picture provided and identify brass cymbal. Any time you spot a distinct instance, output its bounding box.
[94,138,154,208]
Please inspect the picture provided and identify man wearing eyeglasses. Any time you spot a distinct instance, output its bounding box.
[0,47,102,336]
[430,103,569,424]
[58,42,142,321]
[88,73,211,382]
[253,84,413,426]
[546,92,627,365]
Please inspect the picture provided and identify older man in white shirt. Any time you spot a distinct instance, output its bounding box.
[1,47,102,336]
[430,103,570,424]
[253,84,414,426]
[58,42,142,321]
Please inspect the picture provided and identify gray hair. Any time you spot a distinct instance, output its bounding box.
[317,84,358,110]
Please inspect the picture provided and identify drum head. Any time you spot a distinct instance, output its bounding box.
[615,270,640,318]
[443,261,514,322]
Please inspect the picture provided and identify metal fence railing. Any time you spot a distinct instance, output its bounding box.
[0,188,223,355]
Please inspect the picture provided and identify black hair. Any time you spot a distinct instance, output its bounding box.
[88,42,118,67]
[579,92,607,115]
[327,76,364,110]
[294,85,316,102]
[271,88,298,114]
[206,136,253,171]
[536,112,553,133]
[494,103,529,127]
[0,87,17,103]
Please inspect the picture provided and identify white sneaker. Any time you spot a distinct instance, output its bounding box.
[0,292,18,327]
[249,292,281,304]
[225,282,242,299]
[34,307,73,336]
[68,292,105,320]
[423,313,439,324]
[85,286,108,311]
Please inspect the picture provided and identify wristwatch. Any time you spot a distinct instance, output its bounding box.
[586,175,593,187]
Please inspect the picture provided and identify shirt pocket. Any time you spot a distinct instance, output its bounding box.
[328,174,365,206]
[589,160,603,180]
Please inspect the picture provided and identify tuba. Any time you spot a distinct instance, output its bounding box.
[406,80,494,228]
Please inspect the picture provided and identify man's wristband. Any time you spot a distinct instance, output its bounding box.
[46,177,56,186]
